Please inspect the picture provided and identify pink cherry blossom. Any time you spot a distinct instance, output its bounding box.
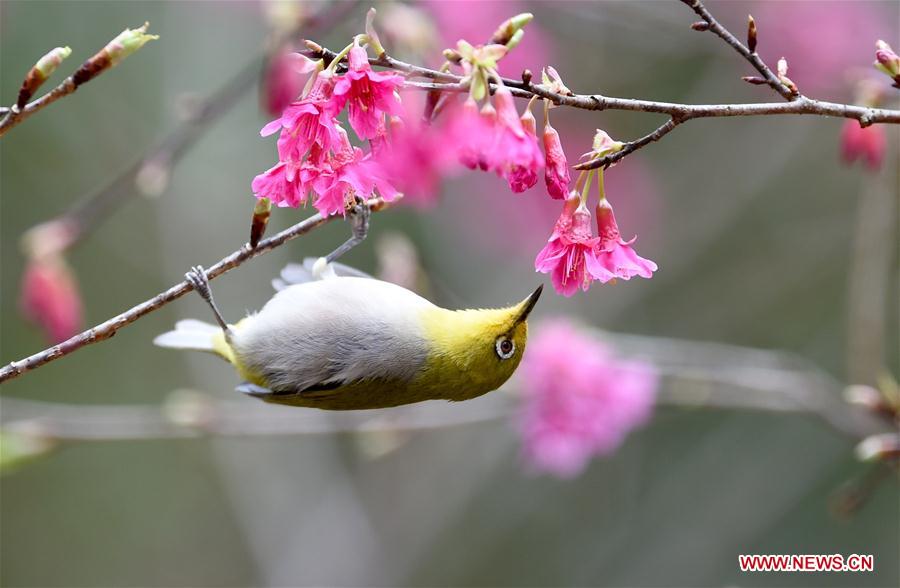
[543,121,570,200]
[251,161,307,208]
[535,194,614,296]
[491,87,543,192]
[309,130,399,216]
[841,120,886,171]
[518,319,658,478]
[261,71,341,162]
[20,256,84,344]
[595,199,658,280]
[372,114,459,206]
[506,103,541,192]
[261,49,318,116]
[332,43,404,140]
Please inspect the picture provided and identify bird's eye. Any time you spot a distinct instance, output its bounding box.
[495,336,515,359]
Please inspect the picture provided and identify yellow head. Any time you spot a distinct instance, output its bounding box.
[417,285,543,401]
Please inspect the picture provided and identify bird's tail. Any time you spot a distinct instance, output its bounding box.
[153,319,231,361]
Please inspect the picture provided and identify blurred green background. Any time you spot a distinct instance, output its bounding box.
[1,1,897,586]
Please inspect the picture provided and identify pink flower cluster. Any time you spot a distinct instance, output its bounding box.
[252,43,403,216]
[449,88,544,193]
[535,124,657,296]
[518,320,657,478]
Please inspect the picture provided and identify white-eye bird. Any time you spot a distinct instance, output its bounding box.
[154,206,542,410]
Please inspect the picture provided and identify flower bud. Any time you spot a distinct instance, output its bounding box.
[776,57,798,93]
[874,40,900,85]
[250,197,272,248]
[746,15,757,53]
[73,23,158,87]
[36,46,72,78]
[20,255,84,344]
[586,129,624,159]
[506,29,525,51]
[490,13,533,46]
[840,119,885,171]
[543,123,570,200]
[17,46,71,108]
[104,22,159,66]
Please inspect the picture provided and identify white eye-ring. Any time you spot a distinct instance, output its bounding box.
[495,336,515,359]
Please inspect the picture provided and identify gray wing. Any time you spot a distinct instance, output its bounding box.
[233,277,433,394]
[271,258,374,291]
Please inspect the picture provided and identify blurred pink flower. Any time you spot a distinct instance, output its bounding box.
[261,71,341,162]
[20,256,84,344]
[449,89,543,190]
[535,195,613,296]
[543,121,570,199]
[451,97,496,170]
[260,49,317,116]
[840,120,886,171]
[595,199,657,280]
[372,113,459,206]
[518,319,657,478]
[332,43,404,140]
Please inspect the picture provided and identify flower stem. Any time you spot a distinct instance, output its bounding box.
[596,168,606,201]
[325,42,355,74]
[580,169,595,204]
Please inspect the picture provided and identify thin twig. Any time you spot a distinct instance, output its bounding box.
[0,78,78,135]
[18,0,361,254]
[0,197,390,385]
[680,0,797,101]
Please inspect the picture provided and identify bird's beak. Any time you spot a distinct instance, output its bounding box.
[514,284,543,324]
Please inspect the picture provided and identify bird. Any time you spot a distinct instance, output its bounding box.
[154,205,542,410]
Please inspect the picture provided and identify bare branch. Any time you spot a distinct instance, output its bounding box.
[680,0,797,100]
[0,197,391,385]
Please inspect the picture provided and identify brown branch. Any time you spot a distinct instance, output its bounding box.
[0,197,390,385]
[312,41,900,172]
[680,0,797,101]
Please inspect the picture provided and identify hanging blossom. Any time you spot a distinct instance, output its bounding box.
[518,319,658,478]
[542,101,570,200]
[841,120,886,171]
[20,255,84,344]
[332,41,404,140]
[595,199,658,280]
[448,37,543,192]
[839,79,888,172]
[536,129,657,295]
[535,193,612,296]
